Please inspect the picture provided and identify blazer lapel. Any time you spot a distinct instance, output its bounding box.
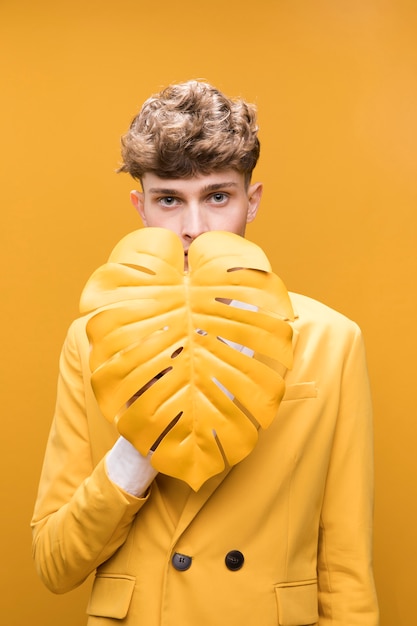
[170,464,231,545]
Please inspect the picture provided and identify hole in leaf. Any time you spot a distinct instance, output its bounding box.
[212,378,259,428]
[171,346,183,358]
[215,297,258,312]
[226,267,267,275]
[124,367,173,409]
[155,366,173,379]
[216,335,254,357]
[150,411,183,451]
[120,263,156,275]
[215,297,232,305]
[212,377,234,401]
[232,396,260,429]
[253,351,283,372]
[212,429,230,469]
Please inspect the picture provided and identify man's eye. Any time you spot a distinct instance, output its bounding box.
[160,196,177,206]
[211,193,228,203]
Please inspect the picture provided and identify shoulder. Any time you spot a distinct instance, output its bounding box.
[289,292,363,344]
[287,293,370,385]
[59,314,92,369]
[65,313,94,343]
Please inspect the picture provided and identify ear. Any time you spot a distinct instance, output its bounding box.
[246,182,263,223]
[130,190,147,225]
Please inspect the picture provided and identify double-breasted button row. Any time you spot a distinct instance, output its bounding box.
[172,550,244,571]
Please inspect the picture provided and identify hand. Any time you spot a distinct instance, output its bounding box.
[106,436,158,497]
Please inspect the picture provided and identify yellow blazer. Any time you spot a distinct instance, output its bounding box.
[31,292,379,626]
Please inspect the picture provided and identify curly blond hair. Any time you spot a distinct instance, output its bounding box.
[118,80,260,184]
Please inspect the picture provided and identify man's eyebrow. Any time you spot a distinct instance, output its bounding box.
[202,182,238,192]
[148,187,179,195]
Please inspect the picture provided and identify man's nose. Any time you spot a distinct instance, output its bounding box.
[181,205,208,241]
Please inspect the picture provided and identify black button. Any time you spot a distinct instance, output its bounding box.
[172,552,192,571]
[225,550,244,571]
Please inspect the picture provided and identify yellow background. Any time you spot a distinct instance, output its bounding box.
[1,1,416,624]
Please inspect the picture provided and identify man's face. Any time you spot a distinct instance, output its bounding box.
[130,170,262,270]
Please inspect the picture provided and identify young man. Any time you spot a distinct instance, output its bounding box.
[31,80,379,625]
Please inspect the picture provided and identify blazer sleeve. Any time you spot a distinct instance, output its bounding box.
[317,325,379,625]
[31,319,149,594]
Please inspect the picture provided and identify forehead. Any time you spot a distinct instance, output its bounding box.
[141,170,246,194]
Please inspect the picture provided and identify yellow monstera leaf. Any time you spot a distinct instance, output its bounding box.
[80,228,294,490]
